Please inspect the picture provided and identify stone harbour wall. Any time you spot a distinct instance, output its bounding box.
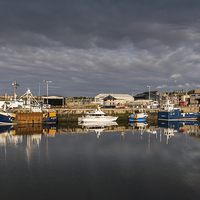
[55,106,199,122]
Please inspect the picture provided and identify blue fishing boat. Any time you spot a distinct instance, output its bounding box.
[158,100,200,121]
[128,112,148,122]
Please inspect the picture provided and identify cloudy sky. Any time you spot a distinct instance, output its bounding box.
[0,0,200,97]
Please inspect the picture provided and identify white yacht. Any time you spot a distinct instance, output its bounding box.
[78,106,118,123]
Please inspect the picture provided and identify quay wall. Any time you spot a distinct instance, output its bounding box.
[55,108,159,122]
[55,106,200,122]
[6,106,198,123]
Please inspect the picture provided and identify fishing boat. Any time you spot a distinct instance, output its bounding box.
[0,89,57,125]
[158,100,200,121]
[78,106,118,123]
[42,109,57,124]
[128,111,148,122]
[20,88,57,124]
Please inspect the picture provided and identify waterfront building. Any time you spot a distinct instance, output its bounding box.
[103,95,117,108]
[42,96,65,107]
[65,97,93,106]
[94,94,134,107]
[134,91,158,101]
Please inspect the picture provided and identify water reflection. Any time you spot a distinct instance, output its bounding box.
[158,120,200,148]
[78,121,118,138]
[158,120,200,131]
[158,120,200,141]
[1,121,200,200]
[130,121,148,129]
[0,125,23,147]
[1,120,200,145]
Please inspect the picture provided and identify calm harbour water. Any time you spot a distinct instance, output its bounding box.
[0,123,200,200]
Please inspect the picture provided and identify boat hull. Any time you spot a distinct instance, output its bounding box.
[43,117,57,124]
[158,109,200,121]
[129,118,147,122]
[1,111,57,125]
[78,116,118,123]
[0,112,16,125]
[128,113,148,122]
[78,121,118,126]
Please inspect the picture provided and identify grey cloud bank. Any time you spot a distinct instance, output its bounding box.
[0,0,200,97]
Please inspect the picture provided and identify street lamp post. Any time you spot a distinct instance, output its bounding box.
[147,85,152,100]
[43,80,52,106]
[12,80,19,101]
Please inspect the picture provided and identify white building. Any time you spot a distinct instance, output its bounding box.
[93,93,134,106]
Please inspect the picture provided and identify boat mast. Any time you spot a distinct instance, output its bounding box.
[19,88,39,107]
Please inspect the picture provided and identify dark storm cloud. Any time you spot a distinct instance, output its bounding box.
[0,0,200,96]
[1,0,200,48]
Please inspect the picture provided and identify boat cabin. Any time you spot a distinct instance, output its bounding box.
[163,100,175,111]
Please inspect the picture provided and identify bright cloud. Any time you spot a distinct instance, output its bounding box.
[157,85,168,89]
[170,73,182,79]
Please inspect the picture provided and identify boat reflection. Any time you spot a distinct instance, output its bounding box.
[0,124,57,147]
[130,121,148,129]
[163,128,176,144]
[1,120,200,144]
[78,121,118,138]
[0,125,22,147]
[129,121,148,140]
[43,124,57,137]
[0,125,14,134]
[158,120,200,144]
[158,120,200,130]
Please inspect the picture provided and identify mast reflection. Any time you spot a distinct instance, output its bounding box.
[158,120,200,144]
